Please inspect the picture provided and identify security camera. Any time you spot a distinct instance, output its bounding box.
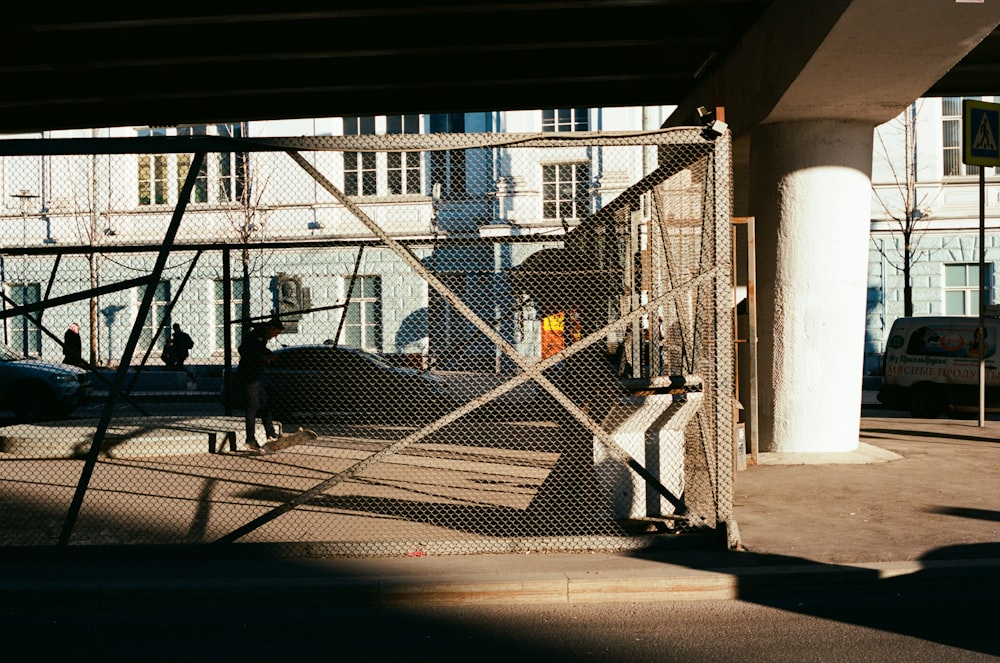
[695,106,727,140]
[701,119,728,140]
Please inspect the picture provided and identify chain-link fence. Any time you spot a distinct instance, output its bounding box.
[0,128,733,555]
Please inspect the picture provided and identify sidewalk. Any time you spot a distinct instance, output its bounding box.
[2,410,998,605]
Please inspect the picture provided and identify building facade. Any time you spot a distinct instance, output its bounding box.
[0,107,674,372]
[867,96,1000,376]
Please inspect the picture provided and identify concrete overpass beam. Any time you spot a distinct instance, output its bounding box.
[675,0,1000,453]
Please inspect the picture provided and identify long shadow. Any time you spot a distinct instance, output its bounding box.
[241,488,626,538]
[863,427,1000,444]
[0,457,997,658]
[620,540,1000,656]
[1,402,996,657]
[926,506,1000,524]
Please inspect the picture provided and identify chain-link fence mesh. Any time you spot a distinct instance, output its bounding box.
[0,128,733,555]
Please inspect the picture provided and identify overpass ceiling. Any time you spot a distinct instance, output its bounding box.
[0,2,996,134]
[926,25,1000,98]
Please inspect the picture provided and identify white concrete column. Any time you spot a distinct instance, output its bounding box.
[749,120,873,452]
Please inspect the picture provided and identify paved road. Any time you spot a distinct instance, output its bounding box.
[6,582,996,661]
[1,402,997,626]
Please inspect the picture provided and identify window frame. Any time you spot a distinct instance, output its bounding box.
[139,280,171,353]
[6,282,42,357]
[429,113,467,199]
[137,124,245,206]
[943,96,996,178]
[343,116,378,197]
[943,262,991,315]
[541,161,591,222]
[341,274,382,352]
[542,108,590,133]
[213,278,246,352]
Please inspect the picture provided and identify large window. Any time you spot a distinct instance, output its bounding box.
[139,281,171,352]
[214,278,246,351]
[542,108,589,132]
[342,275,381,351]
[176,153,208,203]
[387,114,421,195]
[216,123,247,203]
[943,97,996,178]
[429,113,466,198]
[542,162,591,222]
[138,127,168,205]
[6,282,41,356]
[177,125,208,203]
[944,263,990,315]
[138,124,244,205]
[344,116,377,196]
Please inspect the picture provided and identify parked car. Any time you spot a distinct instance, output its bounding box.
[878,315,1000,418]
[238,344,457,423]
[0,344,91,420]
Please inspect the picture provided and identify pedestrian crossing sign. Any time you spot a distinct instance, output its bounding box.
[964,99,1000,166]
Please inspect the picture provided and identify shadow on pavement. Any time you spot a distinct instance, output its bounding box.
[863,427,1000,444]
[624,541,1000,657]
[926,506,1000,525]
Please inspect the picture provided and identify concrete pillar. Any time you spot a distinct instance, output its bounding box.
[749,120,873,452]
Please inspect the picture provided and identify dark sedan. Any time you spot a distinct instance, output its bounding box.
[254,344,456,423]
[0,343,90,421]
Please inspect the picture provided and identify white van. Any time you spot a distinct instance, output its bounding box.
[878,315,1000,418]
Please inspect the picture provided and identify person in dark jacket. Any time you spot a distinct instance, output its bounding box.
[164,323,194,371]
[63,322,85,368]
[237,318,284,451]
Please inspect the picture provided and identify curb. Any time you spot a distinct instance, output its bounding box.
[4,559,999,606]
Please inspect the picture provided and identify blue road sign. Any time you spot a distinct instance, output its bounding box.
[964,99,1000,166]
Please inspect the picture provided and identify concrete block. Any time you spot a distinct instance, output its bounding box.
[594,393,703,519]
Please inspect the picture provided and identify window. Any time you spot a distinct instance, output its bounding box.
[429,113,466,198]
[344,116,377,196]
[6,282,41,356]
[217,123,247,203]
[342,275,381,351]
[943,263,990,315]
[542,108,589,132]
[387,114,421,195]
[214,278,245,351]
[542,162,591,222]
[177,126,208,203]
[943,97,995,178]
[138,127,168,205]
[345,152,377,196]
[139,281,171,352]
[138,125,244,205]
[429,272,469,358]
[176,154,208,203]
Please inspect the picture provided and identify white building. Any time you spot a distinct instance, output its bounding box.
[867,96,1000,376]
[0,107,675,371]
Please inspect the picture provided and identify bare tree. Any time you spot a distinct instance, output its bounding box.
[216,131,272,338]
[64,148,116,366]
[872,101,942,317]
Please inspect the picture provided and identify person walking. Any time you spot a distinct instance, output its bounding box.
[237,318,284,452]
[63,322,85,368]
[167,323,194,371]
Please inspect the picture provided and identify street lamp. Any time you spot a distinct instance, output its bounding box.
[10,189,38,247]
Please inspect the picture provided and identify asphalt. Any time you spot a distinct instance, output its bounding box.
[1,408,998,605]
